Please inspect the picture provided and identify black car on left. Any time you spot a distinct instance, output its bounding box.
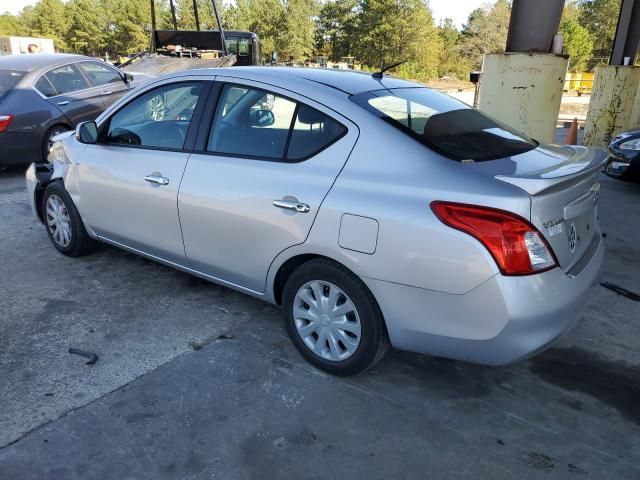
[0,53,143,167]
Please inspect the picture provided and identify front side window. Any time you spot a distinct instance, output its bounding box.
[208,84,346,161]
[43,64,90,95]
[351,87,537,162]
[78,62,123,87]
[105,81,203,150]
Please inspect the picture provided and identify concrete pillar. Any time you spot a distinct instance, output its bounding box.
[478,53,569,144]
[583,66,640,147]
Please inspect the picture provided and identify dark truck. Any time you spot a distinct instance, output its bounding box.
[119,0,261,77]
[120,30,261,77]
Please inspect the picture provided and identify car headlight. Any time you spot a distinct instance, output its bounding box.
[619,138,640,150]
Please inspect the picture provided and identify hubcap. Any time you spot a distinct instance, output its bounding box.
[46,195,72,248]
[293,280,361,361]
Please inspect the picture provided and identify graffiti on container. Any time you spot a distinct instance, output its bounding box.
[503,65,544,75]
[519,90,530,123]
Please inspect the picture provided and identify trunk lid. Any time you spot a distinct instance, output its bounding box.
[468,144,607,272]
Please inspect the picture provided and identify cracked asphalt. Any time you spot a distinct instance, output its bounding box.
[0,165,639,479]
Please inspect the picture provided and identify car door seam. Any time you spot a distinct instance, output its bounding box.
[262,124,362,293]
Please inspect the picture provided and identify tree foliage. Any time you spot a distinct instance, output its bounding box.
[355,0,441,81]
[560,2,593,71]
[437,17,470,79]
[315,0,358,61]
[578,0,621,66]
[457,0,511,69]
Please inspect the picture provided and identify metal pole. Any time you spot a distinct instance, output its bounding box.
[506,0,565,52]
[169,0,178,31]
[211,0,227,56]
[610,0,640,65]
[149,0,157,50]
[193,0,201,31]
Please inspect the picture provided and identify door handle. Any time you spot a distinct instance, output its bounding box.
[57,101,69,106]
[273,199,310,213]
[101,90,112,95]
[145,174,170,186]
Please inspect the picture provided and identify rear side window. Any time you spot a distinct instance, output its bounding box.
[43,64,90,95]
[208,84,346,161]
[35,76,57,97]
[351,87,537,162]
[287,105,347,160]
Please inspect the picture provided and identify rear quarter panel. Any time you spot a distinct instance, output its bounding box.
[301,117,532,295]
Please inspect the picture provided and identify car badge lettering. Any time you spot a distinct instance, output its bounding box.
[543,218,564,237]
[568,222,577,253]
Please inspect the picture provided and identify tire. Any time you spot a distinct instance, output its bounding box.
[42,125,69,162]
[42,182,96,257]
[282,259,390,376]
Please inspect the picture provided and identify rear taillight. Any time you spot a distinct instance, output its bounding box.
[431,201,557,276]
[0,114,14,132]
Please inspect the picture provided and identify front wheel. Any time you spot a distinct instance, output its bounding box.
[42,182,95,256]
[282,259,389,376]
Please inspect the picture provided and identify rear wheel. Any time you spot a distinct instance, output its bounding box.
[42,182,95,256]
[282,259,389,376]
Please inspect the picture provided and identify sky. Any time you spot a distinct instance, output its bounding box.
[3,0,488,28]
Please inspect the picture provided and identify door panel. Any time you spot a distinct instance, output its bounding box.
[76,79,209,262]
[78,147,189,262]
[179,85,357,292]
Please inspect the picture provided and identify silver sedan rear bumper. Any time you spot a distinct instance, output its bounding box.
[364,233,605,365]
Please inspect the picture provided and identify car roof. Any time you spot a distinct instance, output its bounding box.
[172,66,421,95]
[0,53,93,73]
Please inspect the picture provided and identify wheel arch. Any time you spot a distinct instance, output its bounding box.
[34,174,64,224]
[271,252,380,312]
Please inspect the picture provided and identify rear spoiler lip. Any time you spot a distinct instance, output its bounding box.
[494,146,608,196]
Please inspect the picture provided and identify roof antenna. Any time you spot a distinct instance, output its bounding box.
[372,61,405,79]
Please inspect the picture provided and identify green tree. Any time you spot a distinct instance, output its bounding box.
[0,14,26,36]
[24,0,69,50]
[355,0,441,82]
[65,0,108,56]
[315,0,357,61]
[107,0,155,55]
[578,0,621,66]
[282,0,318,61]
[458,0,511,69]
[225,0,286,61]
[560,1,593,71]
[437,17,470,79]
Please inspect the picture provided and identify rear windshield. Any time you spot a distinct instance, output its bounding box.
[0,69,27,98]
[351,87,538,162]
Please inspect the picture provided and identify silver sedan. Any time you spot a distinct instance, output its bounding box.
[26,67,605,376]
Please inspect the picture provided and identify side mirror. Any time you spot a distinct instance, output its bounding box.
[76,121,98,144]
[249,109,275,128]
[123,72,134,83]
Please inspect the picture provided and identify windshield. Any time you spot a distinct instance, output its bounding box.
[0,69,27,98]
[351,87,538,162]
